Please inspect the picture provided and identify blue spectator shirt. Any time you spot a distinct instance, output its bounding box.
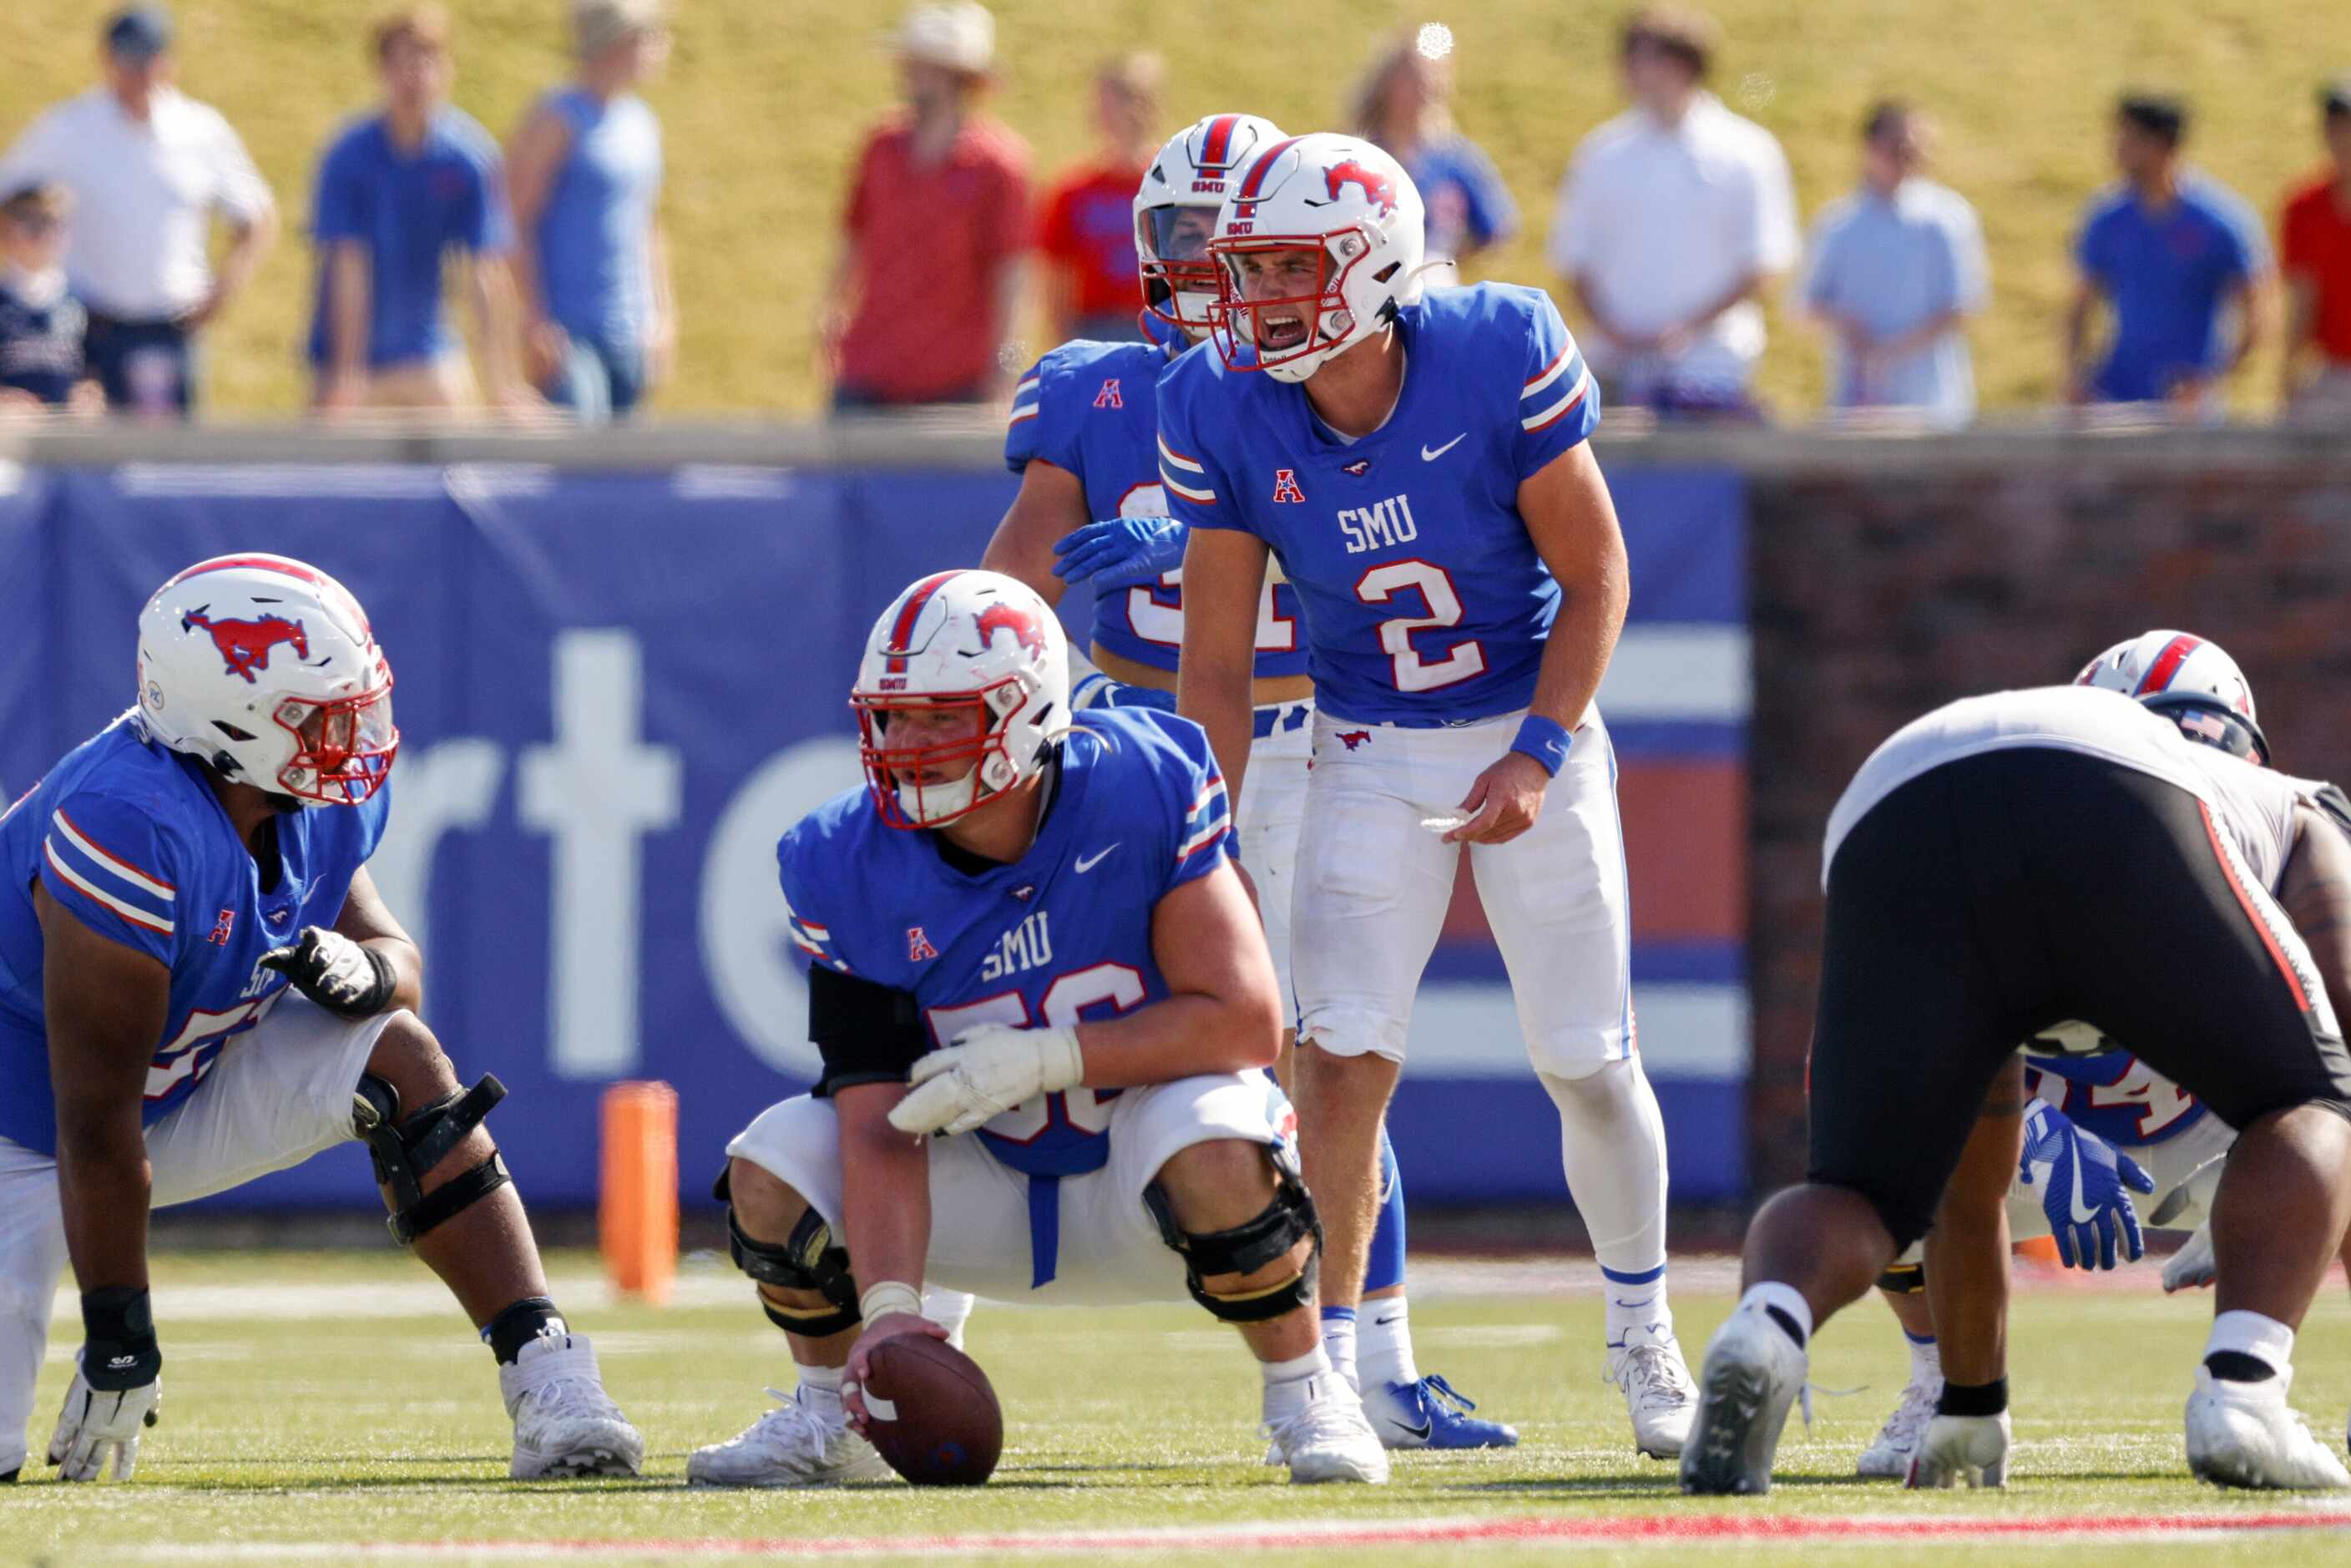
[2075,174,2267,402]
[534,89,663,344]
[306,109,513,368]
[0,271,88,405]
[1801,178,1988,424]
[1398,135,1519,264]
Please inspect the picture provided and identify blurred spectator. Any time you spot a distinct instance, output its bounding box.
[2280,78,2351,417]
[307,6,528,413]
[2065,94,2268,410]
[507,0,674,423]
[1548,6,1797,416]
[824,3,1030,409]
[1798,101,1988,426]
[0,185,103,415]
[1348,25,1517,273]
[1036,53,1161,344]
[0,4,276,417]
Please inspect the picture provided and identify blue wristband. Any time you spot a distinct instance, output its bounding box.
[1510,716,1573,777]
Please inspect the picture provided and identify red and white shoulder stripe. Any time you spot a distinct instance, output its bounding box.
[43,809,175,938]
[1156,435,1216,505]
[1176,773,1231,861]
[1521,341,1594,433]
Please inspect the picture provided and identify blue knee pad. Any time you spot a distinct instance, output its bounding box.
[1363,1130,1408,1294]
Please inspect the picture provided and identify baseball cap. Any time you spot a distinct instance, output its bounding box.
[104,4,174,59]
[894,3,993,77]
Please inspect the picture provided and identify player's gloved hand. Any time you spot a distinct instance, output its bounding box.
[1905,1412,2010,1489]
[257,925,396,1018]
[1069,670,1179,712]
[2153,1151,2224,1292]
[889,1024,1085,1137]
[1052,518,1187,590]
[2017,1096,2156,1270]
[48,1287,162,1483]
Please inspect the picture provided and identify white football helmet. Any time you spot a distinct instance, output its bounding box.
[853,569,1069,827]
[2075,629,2268,764]
[135,553,397,806]
[1135,113,1287,336]
[1207,132,1426,382]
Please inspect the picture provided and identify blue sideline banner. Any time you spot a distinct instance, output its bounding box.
[0,460,1747,1211]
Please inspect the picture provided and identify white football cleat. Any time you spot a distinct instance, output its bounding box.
[1263,1372,1390,1485]
[1857,1375,1943,1479]
[2161,1223,2216,1293]
[2186,1367,2350,1490]
[501,1334,644,1479]
[1680,1306,1808,1495]
[1906,1411,2010,1488]
[1606,1323,1698,1459]
[687,1386,892,1488]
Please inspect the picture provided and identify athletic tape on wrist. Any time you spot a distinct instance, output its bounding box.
[859,1281,925,1324]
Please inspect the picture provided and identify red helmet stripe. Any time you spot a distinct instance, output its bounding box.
[1199,114,1238,169]
[164,554,325,589]
[882,569,964,673]
[1236,137,1303,201]
[2135,634,2204,696]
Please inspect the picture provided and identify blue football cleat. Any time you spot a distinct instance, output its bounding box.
[1362,1374,1519,1450]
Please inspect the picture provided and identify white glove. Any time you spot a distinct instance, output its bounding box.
[1906,1410,2010,1489]
[887,1024,1085,1137]
[2162,1222,2217,1293]
[48,1354,161,1482]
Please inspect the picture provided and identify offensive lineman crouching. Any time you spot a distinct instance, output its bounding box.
[689,569,1388,1486]
[0,555,640,1483]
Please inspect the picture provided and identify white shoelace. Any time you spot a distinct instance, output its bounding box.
[1261,1394,1363,1459]
[1605,1341,1694,1409]
[1878,1380,1939,1449]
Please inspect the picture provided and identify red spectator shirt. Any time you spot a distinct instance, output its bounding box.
[1038,158,1146,326]
[2282,173,2351,365]
[838,113,1031,402]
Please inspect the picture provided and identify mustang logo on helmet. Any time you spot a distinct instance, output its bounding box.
[180,609,310,685]
[974,600,1048,659]
[1324,159,1398,215]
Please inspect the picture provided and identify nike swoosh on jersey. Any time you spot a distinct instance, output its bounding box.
[1420,433,1468,461]
[1074,844,1120,873]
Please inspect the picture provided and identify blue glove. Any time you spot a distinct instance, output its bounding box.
[2018,1096,2156,1271]
[1070,670,1178,712]
[1053,518,1187,589]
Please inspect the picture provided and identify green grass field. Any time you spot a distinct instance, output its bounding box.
[8,1250,2351,1565]
[0,0,2338,419]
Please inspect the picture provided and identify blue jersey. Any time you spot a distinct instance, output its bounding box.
[1156,283,1600,726]
[1006,337,1307,680]
[2023,1042,2212,1150]
[0,713,390,1154]
[776,709,1232,1267]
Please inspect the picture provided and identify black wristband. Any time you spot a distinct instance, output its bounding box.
[346,943,397,1017]
[1936,1376,2007,1418]
[79,1285,160,1390]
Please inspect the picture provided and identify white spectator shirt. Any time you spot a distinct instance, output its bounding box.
[0,87,273,320]
[1822,685,2318,892]
[1548,93,1798,395]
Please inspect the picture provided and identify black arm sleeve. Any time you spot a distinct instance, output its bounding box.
[806,965,930,1098]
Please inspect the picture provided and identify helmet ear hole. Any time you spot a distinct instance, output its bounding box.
[212,721,256,742]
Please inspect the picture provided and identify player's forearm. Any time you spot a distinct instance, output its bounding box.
[1075,989,1282,1085]
[1179,655,1256,816]
[55,1111,153,1291]
[837,1089,933,1296]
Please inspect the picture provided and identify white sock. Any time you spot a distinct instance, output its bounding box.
[2206,1309,2295,1379]
[1261,1343,1334,1388]
[1319,1308,1360,1392]
[1738,1282,1813,1348]
[1540,1059,1670,1291]
[796,1362,845,1417]
[1358,1297,1419,1391]
[1906,1330,1943,1388]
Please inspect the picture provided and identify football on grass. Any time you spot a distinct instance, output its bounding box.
[862,1337,1004,1485]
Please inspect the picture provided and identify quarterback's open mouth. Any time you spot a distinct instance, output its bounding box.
[1258,316,1310,351]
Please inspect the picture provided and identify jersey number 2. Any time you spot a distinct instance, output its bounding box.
[1355,559,1486,692]
[924,963,1145,1139]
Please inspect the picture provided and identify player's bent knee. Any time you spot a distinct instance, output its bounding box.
[1145,1142,1323,1323]
[713,1163,861,1338]
[1150,1136,1279,1229]
[353,1065,510,1247]
[361,1011,458,1100]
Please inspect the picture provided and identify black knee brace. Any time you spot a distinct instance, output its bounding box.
[718,1181,862,1339]
[354,1073,510,1245]
[1878,1259,1927,1295]
[1145,1148,1323,1324]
